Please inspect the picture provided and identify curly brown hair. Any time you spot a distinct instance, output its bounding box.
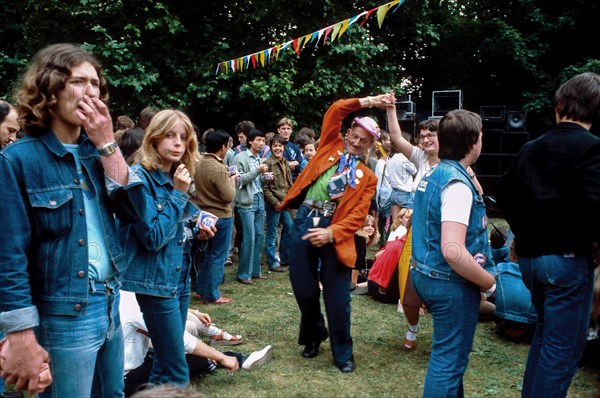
[15,43,108,136]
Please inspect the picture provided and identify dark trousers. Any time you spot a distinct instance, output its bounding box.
[124,349,244,397]
[288,205,353,367]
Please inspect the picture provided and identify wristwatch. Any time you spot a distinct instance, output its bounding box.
[97,141,119,157]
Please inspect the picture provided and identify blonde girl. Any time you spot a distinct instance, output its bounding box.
[120,109,201,386]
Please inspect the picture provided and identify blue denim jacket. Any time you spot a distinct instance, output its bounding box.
[411,160,495,283]
[119,165,199,298]
[0,131,144,332]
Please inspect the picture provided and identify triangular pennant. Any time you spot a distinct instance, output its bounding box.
[337,19,350,39]
[330,22,343,42]
[308,31,319,47]
[322,26,333,45]
[377,3,393,28]
[251,53,257,69]
[215,63,220,75]
[301,33,312,49]
[259,51,265,67]
[316,28,325,44]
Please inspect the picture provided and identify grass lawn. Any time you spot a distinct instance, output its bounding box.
[189,228,600,398]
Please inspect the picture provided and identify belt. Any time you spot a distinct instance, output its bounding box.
[303,198,337,218]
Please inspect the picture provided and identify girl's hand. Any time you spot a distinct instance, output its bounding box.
[173,164,192,193]
[194,311,211,326]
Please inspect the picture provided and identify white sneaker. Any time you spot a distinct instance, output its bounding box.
[242,345,273,371]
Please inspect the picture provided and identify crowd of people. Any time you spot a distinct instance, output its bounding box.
[0,42,599,398]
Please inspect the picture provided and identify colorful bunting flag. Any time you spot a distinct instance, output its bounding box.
[215,0,405,74]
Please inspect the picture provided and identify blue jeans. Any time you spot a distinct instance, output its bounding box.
[411,268,481,398]
[519,254,594,398]
[195,217,233,301]
[237,193,265,280]
[37,278,124,398]
[135,256,191,387]
[265,204,293,269]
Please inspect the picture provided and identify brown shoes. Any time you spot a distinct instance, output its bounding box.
[237,278,253,285]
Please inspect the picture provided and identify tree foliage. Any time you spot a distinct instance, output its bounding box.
[1,0,598,136]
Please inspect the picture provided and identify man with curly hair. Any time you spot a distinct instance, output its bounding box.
[0,43,144,397]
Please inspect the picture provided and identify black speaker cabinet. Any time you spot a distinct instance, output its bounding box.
[507,111,527,132]
[432,90,462,117]
[480,106,507,130]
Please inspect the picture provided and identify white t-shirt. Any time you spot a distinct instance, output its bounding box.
[386,153,417,192]
[441,181,473,225]
[387,225,408,241]
[409,147,435,192]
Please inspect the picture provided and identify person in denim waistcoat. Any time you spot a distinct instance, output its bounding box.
[410,109,496,397]
[119,110,200,387]
[0,43,144,397]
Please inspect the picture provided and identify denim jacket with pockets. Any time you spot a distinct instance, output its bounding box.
[119,165,199,298]
[411,160,496,283]
[0,131,144,333]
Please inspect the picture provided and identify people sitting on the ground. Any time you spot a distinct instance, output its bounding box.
[492,234,538,342]
[351,215,379,293]
[120,291,273,397]
[185,309,243,347]
[490,224,510,265]
[362,208,412,303]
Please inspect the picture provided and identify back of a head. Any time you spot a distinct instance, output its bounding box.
[235,120,255,135]
[437,110,482,161]
[204,129,230,154]
[15,43,108,136]
[297,126,316,139]
[138,106,159,131]
[555,72,600,124]
[118,127,145,165]
[116,115,135,131]
[490,227,507,249]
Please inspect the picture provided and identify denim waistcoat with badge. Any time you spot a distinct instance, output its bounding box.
[0,131,144,320]
[119,164,199,298]
[411,160,496,283]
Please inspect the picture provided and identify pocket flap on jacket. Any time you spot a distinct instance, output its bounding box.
[28,188,73,209]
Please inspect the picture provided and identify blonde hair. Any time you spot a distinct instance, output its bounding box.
[356,214,379,248]
[135,110,199,174]
[277,117,294,128]
[391,208,413,231]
